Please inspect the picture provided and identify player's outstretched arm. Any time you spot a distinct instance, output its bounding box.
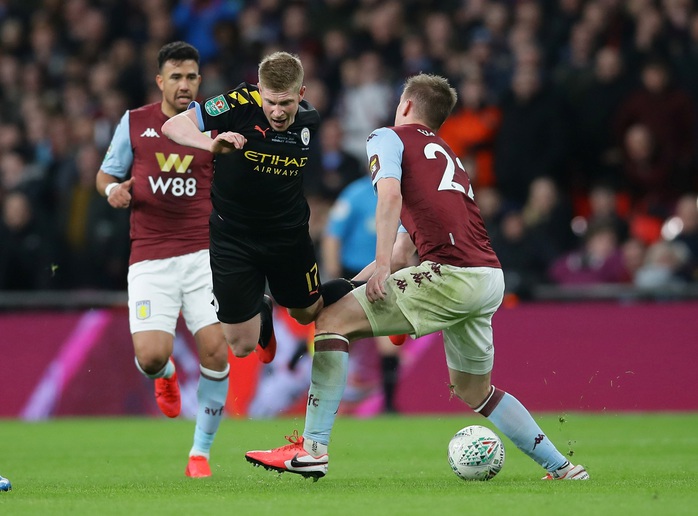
[161,108,214,151]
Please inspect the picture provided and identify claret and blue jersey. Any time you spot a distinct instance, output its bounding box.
[366,123,501,269]
[100,103,214,264]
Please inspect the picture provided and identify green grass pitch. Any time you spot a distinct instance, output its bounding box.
[1,413,696,515]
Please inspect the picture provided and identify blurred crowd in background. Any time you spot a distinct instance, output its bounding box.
[1,0,698,298]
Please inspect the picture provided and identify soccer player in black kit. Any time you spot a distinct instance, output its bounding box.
[163,52,346,363]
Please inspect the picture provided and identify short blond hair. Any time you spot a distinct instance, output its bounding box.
[258,51,304,92]
[403,74,457,130]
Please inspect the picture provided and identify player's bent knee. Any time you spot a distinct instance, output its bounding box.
[228,342,255,358]
[136,355,170,375]
[222,332,256,358]
[288,304,321,326]
[451,384,488,409]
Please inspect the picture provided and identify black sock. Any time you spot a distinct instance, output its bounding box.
[258,297,273,348]
[321,278,357,306]
[381,355,399,412]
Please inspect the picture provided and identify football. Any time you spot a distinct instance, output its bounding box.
[448,425,505,481]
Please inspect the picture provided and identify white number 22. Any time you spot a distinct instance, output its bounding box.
[424,142,474,200]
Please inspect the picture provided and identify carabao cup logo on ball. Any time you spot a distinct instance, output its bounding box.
[448,425,505,481]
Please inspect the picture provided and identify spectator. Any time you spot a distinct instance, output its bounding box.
[311,117,364,202]
[674,12,698,103]
[438,75,502,189]
[580,182,630,244]
[0,190,57,290]
[317,28,352,111]
[465,27,511,100]
[664,193,698,281]
[304,116,363,252]
[568,46,634,188]
[400,32,436,79]
[171,0,241,64]
[490,208,557,299]
[279,2,322,58]
[493,67,566,206]
[55,143,129,289]
[543,0,584,69]
[548,222,628,285]
[621,237,647,282]
[352,1,404,71]
[0,151,45,207]
[474,185,504,233]
[620,123,674,216]
[634,240,690,288]
[337,51,394,161]
[522,176,577,256]
[613,58,696,205]
[623,5,670,73]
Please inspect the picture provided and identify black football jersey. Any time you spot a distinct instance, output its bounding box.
[198,82,321,231]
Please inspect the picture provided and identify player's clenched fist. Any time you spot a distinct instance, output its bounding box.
[366,264,390,303]
[106,177,134,209]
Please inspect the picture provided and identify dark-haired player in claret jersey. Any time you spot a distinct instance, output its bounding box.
[96,41,230,478]
[162,51,359,371]
[244,73,590,482]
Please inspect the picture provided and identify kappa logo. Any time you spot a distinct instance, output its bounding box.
[254,125,270,138]
[140,128,160,138]
[532,433,545,450]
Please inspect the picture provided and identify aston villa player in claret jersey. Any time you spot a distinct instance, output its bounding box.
[95,42,230,478]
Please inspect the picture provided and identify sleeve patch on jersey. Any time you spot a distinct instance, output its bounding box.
[204,95,230,116]
[369,154,381,180]
[228,88,262,107]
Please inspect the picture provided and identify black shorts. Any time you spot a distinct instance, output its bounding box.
[209,211,321,324]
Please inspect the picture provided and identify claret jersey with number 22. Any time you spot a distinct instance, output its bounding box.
[366,123,501,269]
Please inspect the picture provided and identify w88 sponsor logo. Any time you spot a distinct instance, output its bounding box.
[149,152,198,196]
[148,176,197,196]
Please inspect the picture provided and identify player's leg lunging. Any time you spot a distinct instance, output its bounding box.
[472,385,589,480]
[245,333,349,479]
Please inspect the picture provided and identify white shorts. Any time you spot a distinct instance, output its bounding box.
[353,262,504,375]
[127,249,219,336]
